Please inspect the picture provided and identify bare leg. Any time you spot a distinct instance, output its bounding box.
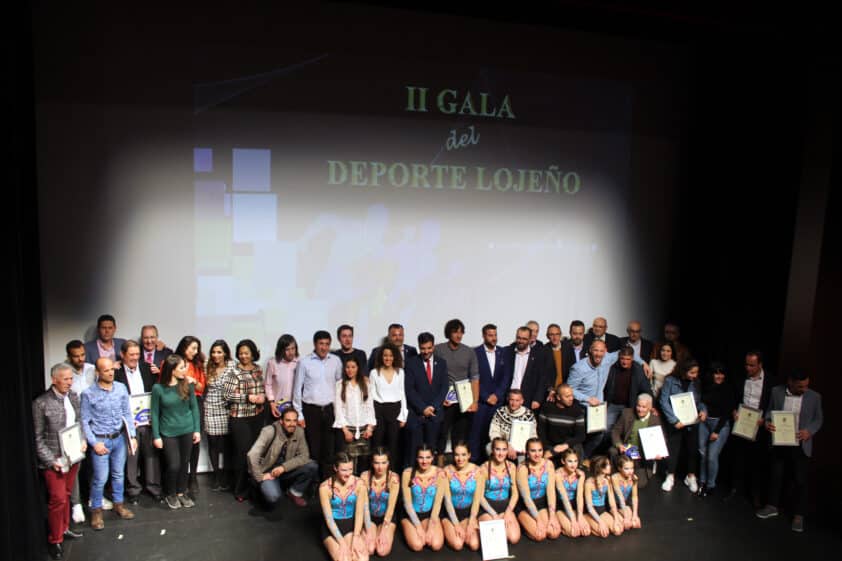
[375,522,396,557]
[463,519,480,551]
[505,511,521,544]
[556,511,575,537]
[401,519,423,552]
[518,511,546,542]
[442,518,464,551]
[323,537,343,561]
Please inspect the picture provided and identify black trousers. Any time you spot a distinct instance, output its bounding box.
[303,403,335,478]
[188,396,204,481]
[666,424,699,475]
[730,431,769,501]
[405,414,443,468]
[437,404,473,454]
[126,424,162,497]
[373,401,402,466]
[230,414,263,497]
[207,434,232,483]
[768,446,810,515]
[162,433,193,495]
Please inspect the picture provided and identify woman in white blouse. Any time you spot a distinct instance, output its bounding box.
[648,341,677,398]
[369,343,408,470]
[333,357,376,473]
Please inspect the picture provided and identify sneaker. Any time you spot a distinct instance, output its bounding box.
[684,474,699,493]
[755,505,779,519]
[72,504,86,524]
[165,495,181,510]
[178,494,195,508]
[792,515,805,532]
[101,497,113,511]
[661,474,675,492]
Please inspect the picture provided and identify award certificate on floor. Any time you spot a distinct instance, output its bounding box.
[586,403,607,433]
[509,420,532,453]
[669,392,699,425]
[771,411,798,446]
[455,379,474,413]
[479,519,509,561]
[130,392,152,427]
[59,423,86,465]
[732,405,762,441]
[638,426,669,459]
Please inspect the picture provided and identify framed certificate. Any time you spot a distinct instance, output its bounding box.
[130,393,151,427]
[771,411,798,446]
[454,379,474,413]
[59,423,86,465]
[479,519,509,561]
[509,420,532,453]
[732,405,762,441]
[638,426,669,459]
[586,403,607,433]
[669,392,699,425]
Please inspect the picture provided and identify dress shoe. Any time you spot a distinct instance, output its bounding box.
[286,491,307,507]
[113,503,135,520]
[90,508,104,531]
[63,528,84,539]
[47,542,63,559]
[127,495,140,506]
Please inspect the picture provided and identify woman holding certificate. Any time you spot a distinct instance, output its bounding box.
[478,437,521,544]
[555,448,590,538]
[441,442,484,551]
[151,354,201,509]
[697,362,736,498]
[659,359,707,493]
[516,438,561,541]
[401,444,445,552]
[319,452,368,561]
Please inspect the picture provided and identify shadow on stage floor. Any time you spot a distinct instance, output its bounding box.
[55,474,839,561]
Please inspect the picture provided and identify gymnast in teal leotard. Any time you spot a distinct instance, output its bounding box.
[401,444,444,552]
[319,452,368,561]
[362,447,401,557]
[612,455,641,530]
[441,441,484,552]
[554,448,590,538]
[516,437,561,541]
[478,437,521,545]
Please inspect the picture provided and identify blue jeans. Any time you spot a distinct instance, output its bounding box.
[697,418,730,489]
[90,434,127,508]
[260,461,319,504]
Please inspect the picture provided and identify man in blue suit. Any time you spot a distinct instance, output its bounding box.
[84,314,127,369]
[404,332,448,468]
[468,324,512,462]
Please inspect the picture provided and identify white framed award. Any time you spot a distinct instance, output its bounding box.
[771,411,798,446]
[638,426,669,459]
[586,403,607,433]
[59,423,86,465]
[669,392,699,425]
[130,392,152,427]
[454,379,474,413]
[732,405,762,441]
[479,519,509,561]
[509,420,532,453]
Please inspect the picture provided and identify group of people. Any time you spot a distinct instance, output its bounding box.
[33,314,822,560]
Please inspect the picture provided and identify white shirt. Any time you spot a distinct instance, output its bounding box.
[783,389,803,428]
[55,388,76,428]
[369,368,408,423]
[629,340,642,361]
[124,364,146,396]
[512,349,530,390]
[743,370,765,410]
[70,363,96,396]
[484,346,497,373]
[333,380,377,438]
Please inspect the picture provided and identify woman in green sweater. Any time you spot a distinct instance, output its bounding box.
[152,354,201,510]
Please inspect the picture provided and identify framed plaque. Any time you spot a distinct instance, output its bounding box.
[59,423,86,465]
[669,392,699,425]
[771,411,798,446]
[454,379,474,413]
[586,403,607,434]
[732,405,762,441]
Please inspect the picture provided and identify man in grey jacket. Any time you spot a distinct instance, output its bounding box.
[247,407,318,508]
[34,363,87,559]
[755,370,823,532]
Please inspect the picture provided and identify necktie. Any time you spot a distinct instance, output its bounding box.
[145,351,153,364]
[425,359,432,384]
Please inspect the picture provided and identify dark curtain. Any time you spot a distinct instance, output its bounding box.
[4,2,47,559]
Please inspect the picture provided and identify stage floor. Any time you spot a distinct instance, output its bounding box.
[55,474,837,561]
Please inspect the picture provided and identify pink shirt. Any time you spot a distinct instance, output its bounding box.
[264,358,297,402]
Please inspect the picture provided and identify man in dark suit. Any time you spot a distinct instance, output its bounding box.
[526,320,544,350]
[756,370,822,533]
[728,350,774,506]
[139,325,172,377]
[368,323,417,371]
[84,314,127,369]
[618,321,654,364]
[468,324,512,462]
[582,316,621,353]
[114,340,162,502]
[603,347,654,448]
[561,320,587,381]
[511,326,551,412]
[404,332,448,468]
